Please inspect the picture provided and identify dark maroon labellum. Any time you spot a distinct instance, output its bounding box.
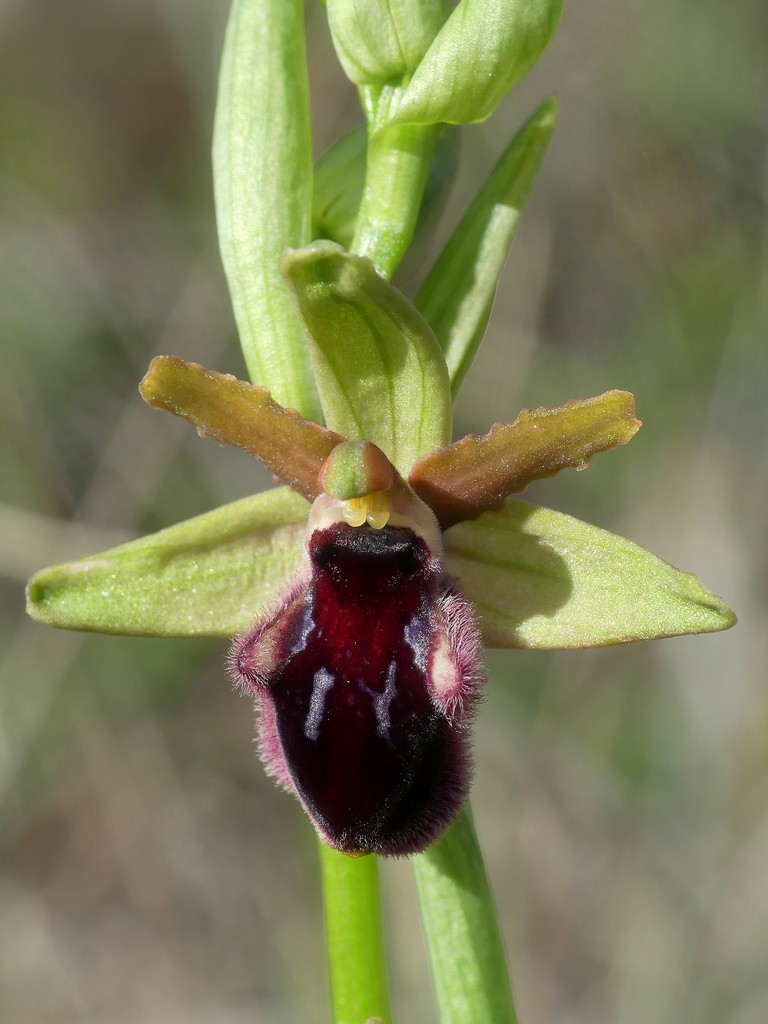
[230,521,483,856]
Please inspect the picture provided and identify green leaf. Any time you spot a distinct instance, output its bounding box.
[26,488,308,637]
[327,0,449,85]
[319,846,392,1024]
[140,356,344,502]
[416,99,556,392]
[443,499,737,649]
[387,0,563,128]
[410,391,641,529]
[213,0,321,420]
[280,241,452,474]
[413,804,519,1024]
[313,126,368,249]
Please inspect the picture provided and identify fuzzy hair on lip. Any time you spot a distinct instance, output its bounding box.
[230,520,484,856]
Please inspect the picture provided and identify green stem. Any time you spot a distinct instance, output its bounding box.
[313,81,436,1024]
[319,843,392,1024]
[351,84,438,280]
[412,804,519,1024]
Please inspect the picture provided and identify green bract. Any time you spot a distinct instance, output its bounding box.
[213,0,320,419]
[417,98,557,392]
[414,807,517,1024]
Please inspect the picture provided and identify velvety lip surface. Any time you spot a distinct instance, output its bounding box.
[273,523,456,854]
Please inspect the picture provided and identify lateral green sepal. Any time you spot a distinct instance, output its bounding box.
[444,499,737,649]
[26,488,308,637]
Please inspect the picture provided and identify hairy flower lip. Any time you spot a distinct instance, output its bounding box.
[231,511,484,857]
[227,446,483,856]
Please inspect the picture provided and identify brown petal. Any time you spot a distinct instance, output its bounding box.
[409,391,641,529]
[140,356,344,501]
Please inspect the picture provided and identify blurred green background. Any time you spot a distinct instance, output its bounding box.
[1,1,766,1022]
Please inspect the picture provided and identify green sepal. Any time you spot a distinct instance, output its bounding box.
[386,0,564,128]
[417,99,556,392]
[140,356,344,502]
[327,0,450,85]
[280,241,452,474]
[410,391,640,529]
[26,488,308,637]
[444,499,737,649]
[213,0,321,420]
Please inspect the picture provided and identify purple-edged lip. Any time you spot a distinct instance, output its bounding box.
[231,516,483,856]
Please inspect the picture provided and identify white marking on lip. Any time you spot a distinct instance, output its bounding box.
[405,614,428,673]
[304,667,335,741]
[290,596,315,657]
[430,639,460,699]
[360,661,398,741]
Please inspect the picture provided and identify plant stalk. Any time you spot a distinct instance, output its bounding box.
[351,84,438,280]
[319,843,392,1024]
[412,804,519,1024]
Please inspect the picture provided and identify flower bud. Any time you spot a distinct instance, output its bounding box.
[386,0,564,128]
[327,0,450,86]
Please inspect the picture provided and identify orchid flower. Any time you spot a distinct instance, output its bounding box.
[26,243,733,856]
[25,0,736,1020]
